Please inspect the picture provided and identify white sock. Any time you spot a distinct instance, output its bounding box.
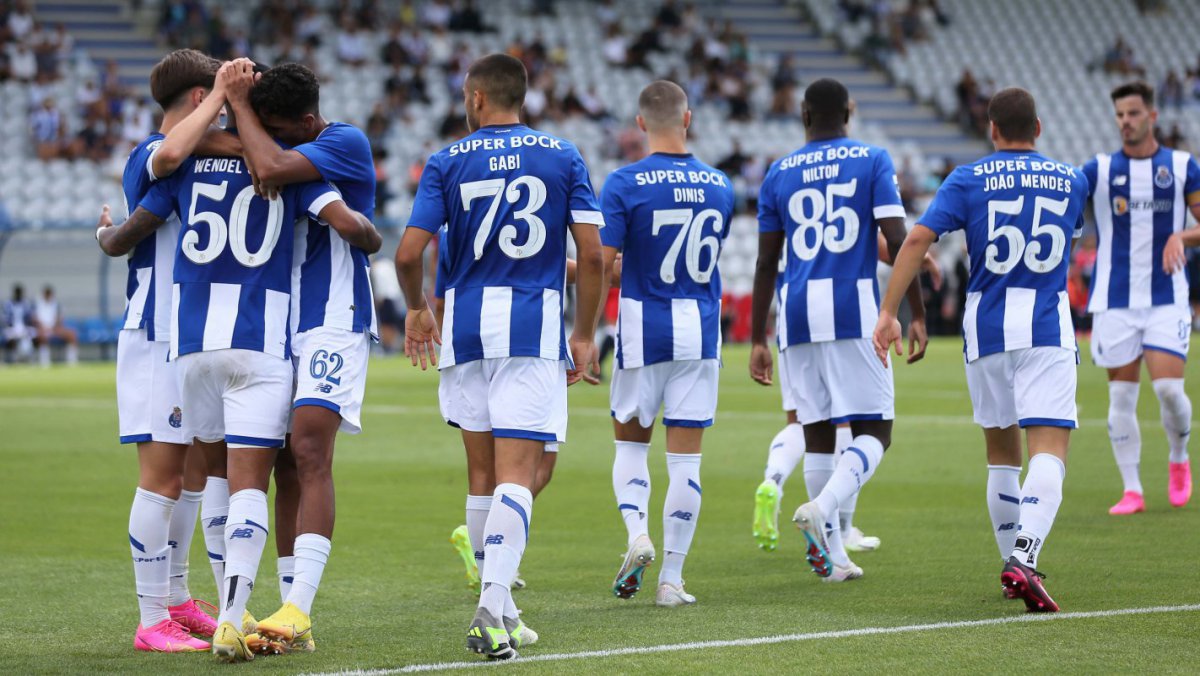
[813,435,883,521]
[66,343,78,364]
[1011,454,1065,568]
[613,440,651,546]
[129,488,175,627]
[201,477,229,607]
[479,483,532,617]
[287,533,331,615]
[1153,378,1191,463]
[167,489,202,606]
[38,343,50,366]
[218,489,269,627]
[659,453,701,586]
[466,494,492,577]
[833,427,858,530]
[277,556,295,604]
[1108,381,1143,493]
[986,465,1022,561]
[803,452,835,502]
[763,423,805,491]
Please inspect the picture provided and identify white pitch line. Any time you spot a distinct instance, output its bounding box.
[311,604,1200,676]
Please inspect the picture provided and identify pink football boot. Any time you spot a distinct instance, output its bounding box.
[169,599,218,637]
[1108,491,1145,515]
[1168,461,1192,507]
[134,619,211,652]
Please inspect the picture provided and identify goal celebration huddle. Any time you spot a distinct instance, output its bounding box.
[96,48,1200,662]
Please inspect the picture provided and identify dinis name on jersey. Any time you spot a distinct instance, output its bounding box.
[976,159,1077,194]
[632,169,727,187]
[192,157,245,174]
[447,134,564,156]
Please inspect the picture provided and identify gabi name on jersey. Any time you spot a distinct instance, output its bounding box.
[975,158,1078,193]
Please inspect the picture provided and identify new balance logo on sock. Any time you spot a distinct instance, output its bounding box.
[669,510,693,521]
[168,540,178,548]
[1022,497,1039,505]
[229,528,254,539]
[626,478,648,487]
[997,522,1016,531]
[485,534,504,546]
[474,551,484,561]
[206,516,227,528]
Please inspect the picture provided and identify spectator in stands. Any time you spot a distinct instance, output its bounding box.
[421,0,452,30]
[602,24,627,66]
[7,39,35,82]
[369,258,405,355]
[120,97,154,146]
[373,145,391,216]
[1099,35,1146,77]
[7,0,32,42]
[1160,70,1184,109]
[68,109,115,162]
[295,6,326,46]
[381,23,409,66]
[336,16,368,67]
[30,97,65,160]
[1157,122,1188,152]
[3,283,36,363]
[449,0,489,33]
[717,141,749,177]
[365,102,391,149]
[34,285,77,366]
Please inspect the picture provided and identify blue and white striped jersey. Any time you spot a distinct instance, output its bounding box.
[407,123,604,368]
[291,122,378,338]
[120,133,180,342]
[434,225,449,300]
[920,150,1088,362]
[138,155,340,360]
[758,137,905,347]
[600,152,734,368]
[1081,147,1200,312]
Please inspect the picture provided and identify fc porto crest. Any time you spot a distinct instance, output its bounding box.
[1112,196,1128,216]
[1155,165,1173,189]
[168,406,183,429]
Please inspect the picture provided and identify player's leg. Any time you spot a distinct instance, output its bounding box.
[532,444,557,498]
[166,443,217,636]
[35,325,50,366]
[55,324,78,364]
[755,410,802,552]
[442,361,494,592]
[836,424,880,552]
[1091,308,1147,513]
[1144,307,1192,507]
[966,351,1025,574]
[272,446,299,603]
[609,362,657,599]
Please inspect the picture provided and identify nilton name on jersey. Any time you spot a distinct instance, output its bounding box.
[447,134,563,156]
[632,169,727,187]
[975,158,1077,193]
[192,157,245,174]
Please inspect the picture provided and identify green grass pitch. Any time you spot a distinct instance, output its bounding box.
[1,338,1197,674]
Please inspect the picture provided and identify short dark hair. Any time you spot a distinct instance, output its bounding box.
[638,80,688,130]
[149,49,220,110]
[803,78,850,128]
[1110,80,1155,107]
[250,63,320,120]
[987,87,1038,143]
[465,53,527,111]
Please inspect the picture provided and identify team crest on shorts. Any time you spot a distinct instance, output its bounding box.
[1155,165,1173,189]
[168,407,183,429]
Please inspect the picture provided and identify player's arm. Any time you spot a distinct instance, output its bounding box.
[433,296,444,332]
[95,205,166,256]
[315,199,382,253]
[394,226,439,369]
[873,224,937,366]
[749,230,783,386]
[151,60,238,178]
[1163,201,1200,273]
[567,258,577,285]
[876,232,942,290]
[879,217,928,363]
[223,62,322,187]
[570,221,605,386]
[596,246,619,331]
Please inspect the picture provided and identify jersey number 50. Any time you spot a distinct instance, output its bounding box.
[182,181,283,268]
[985,195,1068,274]
[787,179,859,261]
[651,208,724,284]
[460,176,547,261]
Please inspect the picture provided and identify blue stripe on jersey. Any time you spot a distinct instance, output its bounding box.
[298,222,332,332]
[231,285,266,353]
[175,283,211,357]
[1108,207,1132,309]
[1151,171,1178,305]
[450,286,484,359]
[510,290,542,352]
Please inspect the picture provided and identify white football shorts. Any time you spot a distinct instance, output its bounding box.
[292,326,370,434]
[781,338,895,425]
[610,359,719,428]
[116,328,188,445]
[439,356,567,443]
[1090,305,1191,368]
[965,346,1077,429]
[777,346,795,412]
[177,348,294,448]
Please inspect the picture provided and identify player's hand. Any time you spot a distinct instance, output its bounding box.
[404,307,440,370]
[1164,232,1186,275]
[567,335,599,386]
[211,60,235,99]
[921,253,943,291]
[222,58,256,103]
[95,204,113,241]
[872,311,902,367]
[906,317,928,364]
[749,342,773,386]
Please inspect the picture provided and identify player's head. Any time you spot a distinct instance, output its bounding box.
[249,63,323,146]
[1110,81,1157,146]
[636,80,691,137]
[11,284,23,301]
[42,285,53,300]
[987,87,1040,148]
[149,48,221,112]
[463,54,527,132]
[801,78,850,136]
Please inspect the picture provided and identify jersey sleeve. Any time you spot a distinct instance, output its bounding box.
[871,149,906,220]
[719,173,737,241]
[298,181,344,220]
[1186,156,1200,207]
[1079,157,1098,200]
[434,228,449,299]
[294,124,374,186]
[568,151,604,227]
[1072,172,1090,238]
[918,169,968,237]
[757,165,783,233]
[598,172,626,249]
[407,154,447,233]
[136,174,178,220]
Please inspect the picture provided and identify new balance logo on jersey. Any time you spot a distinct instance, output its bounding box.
[206,516,227,528]
[485,534,504,546]
[626,478,648,488]
[669,510,693,521]
[229,528,255,539]
[1022,496,1040,505]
